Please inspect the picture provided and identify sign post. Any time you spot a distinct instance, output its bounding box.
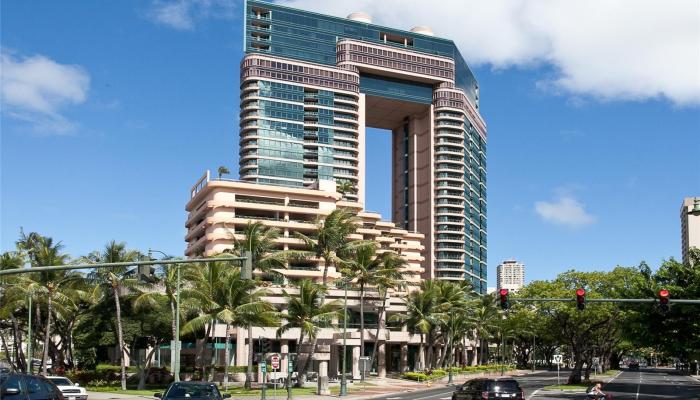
[270,354,280,398]
[260,361,267,400]
[553,355,563,386]
[287,357,293,400]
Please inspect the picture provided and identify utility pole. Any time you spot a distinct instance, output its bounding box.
[27,294,33,374]
[340,279,348,396]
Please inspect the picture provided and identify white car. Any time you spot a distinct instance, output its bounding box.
[47,376,88,400]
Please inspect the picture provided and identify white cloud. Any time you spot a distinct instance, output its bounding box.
[535,193,596,228]
[147,0,236,30]
[1,51,90,134]
[149,0,194,30]
[279,0,700,105]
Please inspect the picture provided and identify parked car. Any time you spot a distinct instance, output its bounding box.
[0,373,64,400]
[628,361,639,371]
[154,382,231,400]
[46,376,87,400]
[452,378,524,400]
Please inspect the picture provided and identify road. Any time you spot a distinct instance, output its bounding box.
[370,371,562,400]
[370,369,700,400]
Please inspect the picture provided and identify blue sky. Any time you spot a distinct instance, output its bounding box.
[2,0,699,286]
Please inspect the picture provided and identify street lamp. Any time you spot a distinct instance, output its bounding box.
[339,278,350,396]
[148,249,179,382]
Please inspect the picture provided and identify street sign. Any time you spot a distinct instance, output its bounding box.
[359,356,371,372]
[271,354,280,369]
[553,354,563,364]
[261,361,267,373]
[288,361,293,373]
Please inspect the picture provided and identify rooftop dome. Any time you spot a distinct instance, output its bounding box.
[410,26,434,36]
[346,12,372,24]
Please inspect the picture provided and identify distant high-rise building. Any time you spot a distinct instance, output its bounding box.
[496,259,525,292]
[681,197,700,265]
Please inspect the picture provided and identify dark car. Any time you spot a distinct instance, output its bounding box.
[452,378,524,400]
[1,373,65,400]
[628,361,639,371]
[154,382,231,400]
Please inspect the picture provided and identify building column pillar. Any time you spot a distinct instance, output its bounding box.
[377,342,387,378]
[317,360,330,395]
[281,340,289,377]
[329,344,338,379]
[235,327,246,366]
[352,346,361,379]
[400,343,408,373]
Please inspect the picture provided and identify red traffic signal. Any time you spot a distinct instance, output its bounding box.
[499,289,510,310]
[659,289,670,314]
[576,288,586,311]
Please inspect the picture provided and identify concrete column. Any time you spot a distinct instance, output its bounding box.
[281,340,289,377]
[329,345,339,379]
[377,342,387,378]
[235,328,246,366]
[317,360,330,395]
[400,344,409,372]
[352,346,361,379]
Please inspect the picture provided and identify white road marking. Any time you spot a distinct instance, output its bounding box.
[635,371,642,400]
[412,392,454,400]
[526,388,541,400]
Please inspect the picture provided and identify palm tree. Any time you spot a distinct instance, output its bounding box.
[292,208,358,381]
[230,221,284,389]
[216,268,279,387]
[433,281,470,369]
[294,208,358,288]
[368,252,408,371]
[469,293,500,365]
[180,259,230,381]
[30,237,72,375]
[217,166,231,180]
[84,241,141,390]
[276,279,341,387]
[133,259,183,350]
[0,251,26,372]
[390,281,446,371]
[340,243,408,365]
[336,180,356,200]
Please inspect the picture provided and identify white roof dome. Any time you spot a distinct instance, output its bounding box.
[410,26,434,36]
[346,12,372,24]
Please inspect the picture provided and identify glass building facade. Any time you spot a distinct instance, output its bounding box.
[239,0,487,293]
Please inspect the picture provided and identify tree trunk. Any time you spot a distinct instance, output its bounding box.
[426,331,434,369]
[41,292,52,375]
[300,335,318,387]
[223,326,230,388]
[199,323,212,381]
[416,333,424,371]
[113,287,127,391]
[170,296,177,343]
[359,283,365,361]
[137,346,157,390]
[10,314,26,372]
[208,335,217,382]
[295,331,306,387]
[245,326,254,389]
[0,332,16,371]
[369,290,388,369]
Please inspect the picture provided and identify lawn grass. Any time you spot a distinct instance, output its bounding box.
[542,383,589,391]
[87,388,163,395]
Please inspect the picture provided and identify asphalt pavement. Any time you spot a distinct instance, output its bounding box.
[370,369,700,400]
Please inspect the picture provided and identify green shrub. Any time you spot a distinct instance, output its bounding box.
[402,372,429,381]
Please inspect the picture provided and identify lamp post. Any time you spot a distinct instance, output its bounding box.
[340,278,349,396]
[531,331,536,373]
[149,249,179,382]
[27,293,33,374]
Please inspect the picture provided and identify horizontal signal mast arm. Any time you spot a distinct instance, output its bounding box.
[512,298,700,304]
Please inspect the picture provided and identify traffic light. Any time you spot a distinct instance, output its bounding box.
[658,289,670,314]
[576,288,586,311]
[260,337,271,355]
[499,289,510,310]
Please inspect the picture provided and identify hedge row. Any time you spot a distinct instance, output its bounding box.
[401,365,515,381]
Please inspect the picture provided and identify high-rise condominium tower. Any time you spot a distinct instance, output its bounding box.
[681,197,700,265]
[239,1,488,292]
[496,260,525,292]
